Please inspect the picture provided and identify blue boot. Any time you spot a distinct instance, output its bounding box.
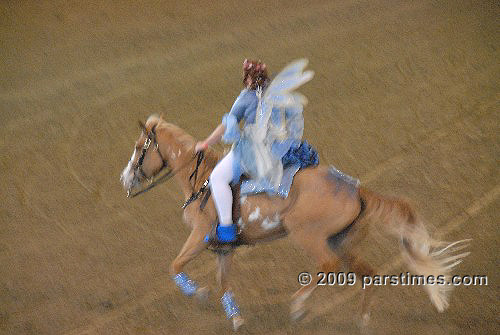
[216,224,238,243]
[204,223,238,244]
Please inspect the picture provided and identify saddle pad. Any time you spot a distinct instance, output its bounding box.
[240,164,301,198]
[327,165,360,195]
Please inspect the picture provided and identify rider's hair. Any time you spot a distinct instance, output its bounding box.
[242,59,270,90]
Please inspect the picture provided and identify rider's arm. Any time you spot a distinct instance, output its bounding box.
[199,124,226,149]
[208,123,226,144]
[195,90,249,152]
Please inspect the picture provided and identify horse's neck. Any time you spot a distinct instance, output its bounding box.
[174,152,218,199]
[159,132,218,198]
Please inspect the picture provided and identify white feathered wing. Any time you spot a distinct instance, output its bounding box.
[243,59,314,189]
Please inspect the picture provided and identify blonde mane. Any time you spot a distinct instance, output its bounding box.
[145,115,195,150]
[145,114,221,170]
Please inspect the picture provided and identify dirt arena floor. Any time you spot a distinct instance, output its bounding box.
[1,1,498,334]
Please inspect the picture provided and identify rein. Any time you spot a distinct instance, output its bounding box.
[127,127,205,199]
[127,151,204,199]
[181,151,209,209]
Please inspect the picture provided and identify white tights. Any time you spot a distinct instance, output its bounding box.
[210,150,236,227]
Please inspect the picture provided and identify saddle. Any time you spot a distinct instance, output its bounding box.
[195,141,320,250]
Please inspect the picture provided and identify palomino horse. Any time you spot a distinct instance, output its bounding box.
[120,115,469,331]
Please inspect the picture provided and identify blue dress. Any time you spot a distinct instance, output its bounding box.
[218,59,318,197]
[221,88,310,197]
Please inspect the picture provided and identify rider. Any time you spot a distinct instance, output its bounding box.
[195,59,311,243]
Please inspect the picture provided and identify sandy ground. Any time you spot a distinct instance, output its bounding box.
[0,1,498,334]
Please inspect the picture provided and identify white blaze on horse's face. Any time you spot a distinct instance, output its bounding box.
[120,148,139,191]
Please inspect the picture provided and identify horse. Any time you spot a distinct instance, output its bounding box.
[120,114,470,331]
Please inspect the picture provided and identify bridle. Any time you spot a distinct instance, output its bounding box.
[133,125,164,180]
[127,125,204,200]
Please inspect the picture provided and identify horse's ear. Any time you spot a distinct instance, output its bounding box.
[138,120,147,133]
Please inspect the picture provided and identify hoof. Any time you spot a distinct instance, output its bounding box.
[360,312,370,326]
[290,305,308,322]
[232,315,245,331]
[358,313,372,335]
[195,286,209,303]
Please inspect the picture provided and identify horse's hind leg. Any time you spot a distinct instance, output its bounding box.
[290,280,317,321]
[344,253,376,328]
[289,231,342,321]
[216,251,244,331]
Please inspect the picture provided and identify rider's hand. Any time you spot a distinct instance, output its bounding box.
[195,141,208,152]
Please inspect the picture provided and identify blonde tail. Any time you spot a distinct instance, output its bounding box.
[359,188,471,312]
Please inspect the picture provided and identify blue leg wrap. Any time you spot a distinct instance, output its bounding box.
[173,272,198,296]
[221,291,240,319]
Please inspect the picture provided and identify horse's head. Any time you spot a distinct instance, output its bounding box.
[120,119,167,195]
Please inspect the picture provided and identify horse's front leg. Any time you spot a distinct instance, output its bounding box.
[217,251,244,331]
[170,228,209,301]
